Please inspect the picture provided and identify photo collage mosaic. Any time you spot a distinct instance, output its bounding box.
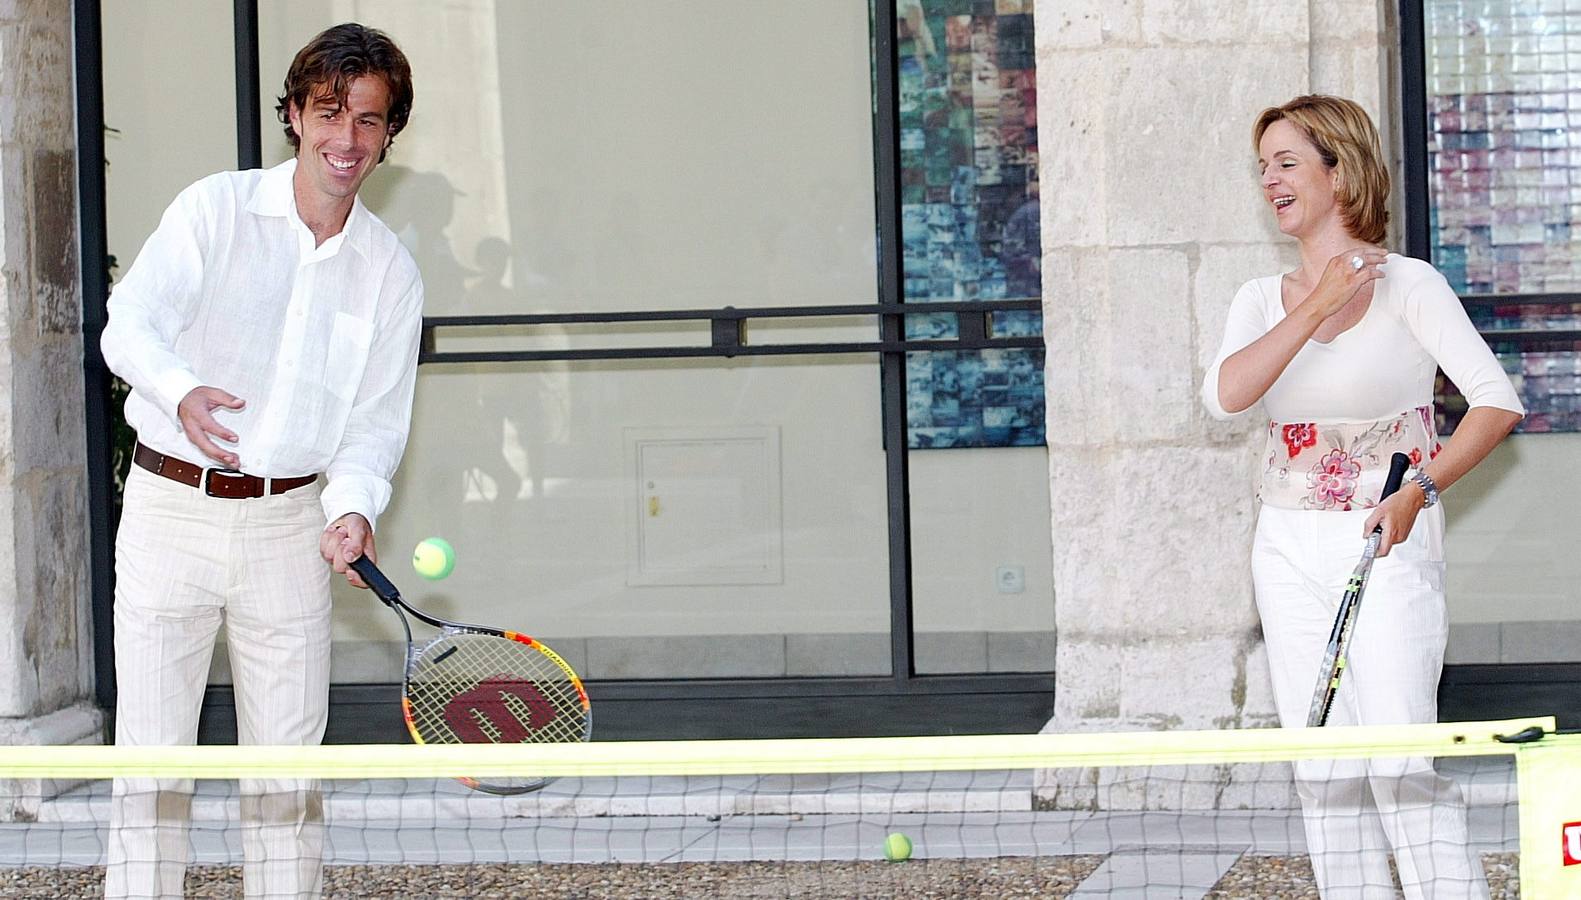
[1426,0,1581,433]
[897,0,1043,448]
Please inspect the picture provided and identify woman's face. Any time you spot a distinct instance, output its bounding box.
[1257,119,1340,240]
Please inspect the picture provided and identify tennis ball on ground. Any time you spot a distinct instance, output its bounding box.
[883,832,912,862]
[412,537,455,580]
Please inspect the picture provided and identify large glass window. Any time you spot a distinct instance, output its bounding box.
[248,2,901,683]
[893,0,1050,674]
[1416,0,1581,668]
[897,0,1044,451]
[101,2,1053,698]
[1424,0,1581,434]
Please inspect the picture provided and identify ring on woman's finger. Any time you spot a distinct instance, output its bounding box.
[1349,255,1364,270]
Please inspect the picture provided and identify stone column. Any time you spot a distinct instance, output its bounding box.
[1312,1,1407,240]
[1031,0,1394,781]
[0,0,104,772]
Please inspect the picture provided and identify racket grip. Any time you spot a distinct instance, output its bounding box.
[349,555,401,604]
[1380,452,1410,501]
[1369,452,1412,535]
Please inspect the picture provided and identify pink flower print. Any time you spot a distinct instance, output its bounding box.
[1310,448,1360,510]
[1430,442,1442,460]
[1408,447,1422,467]
[1282,423,1318,459]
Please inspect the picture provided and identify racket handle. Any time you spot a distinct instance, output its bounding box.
[1381,452,1411,499]
[349,555,401,604]
[1369,452,1412,534]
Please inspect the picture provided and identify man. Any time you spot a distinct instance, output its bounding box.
[99,23,420,898]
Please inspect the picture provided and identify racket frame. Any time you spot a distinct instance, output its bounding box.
[349,556,591,794]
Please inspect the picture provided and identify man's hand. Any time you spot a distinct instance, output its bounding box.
[321,514,376,589]
[177,386,245,469]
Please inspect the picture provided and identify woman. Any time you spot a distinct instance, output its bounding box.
[1202,95,1522,898]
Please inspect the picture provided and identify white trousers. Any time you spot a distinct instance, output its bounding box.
[107,464,331,900]
[1253,504,1489,900]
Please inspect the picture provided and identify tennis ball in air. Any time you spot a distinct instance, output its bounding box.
[412,537,455,580]
[883,832,912,862]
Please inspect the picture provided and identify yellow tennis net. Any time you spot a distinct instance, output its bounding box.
[0,716,1569,898]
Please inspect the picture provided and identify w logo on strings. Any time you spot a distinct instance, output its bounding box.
[1564,821,1581,867]
[445,675,558,743]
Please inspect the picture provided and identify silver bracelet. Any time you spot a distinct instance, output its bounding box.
[1410,470,1439,508]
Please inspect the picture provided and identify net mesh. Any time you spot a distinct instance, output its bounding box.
[0,717,1565,899]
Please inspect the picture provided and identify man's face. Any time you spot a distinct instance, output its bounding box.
[288,75,393,207]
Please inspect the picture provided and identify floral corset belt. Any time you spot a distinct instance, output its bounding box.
[1261,406,1441,511]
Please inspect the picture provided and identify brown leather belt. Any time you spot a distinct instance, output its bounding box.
[133,442,318,499]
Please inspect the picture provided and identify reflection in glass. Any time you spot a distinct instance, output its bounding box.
[895,1,1053,675]
[257,2,893,683]
[1425,0,1581,432]
[896,0,1045,449]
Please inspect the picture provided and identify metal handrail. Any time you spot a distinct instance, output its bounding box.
[420,298,1046,364]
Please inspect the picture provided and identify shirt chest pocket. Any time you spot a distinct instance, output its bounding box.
[325,312,374,401]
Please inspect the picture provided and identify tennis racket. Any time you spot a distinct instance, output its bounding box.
[349,555,591,794]
[1305,451,1412,728]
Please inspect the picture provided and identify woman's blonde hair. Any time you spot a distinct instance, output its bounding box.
[1253,95,1389,244]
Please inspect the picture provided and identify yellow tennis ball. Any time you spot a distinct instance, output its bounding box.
[412,537,455,580]
[883,832,912,862]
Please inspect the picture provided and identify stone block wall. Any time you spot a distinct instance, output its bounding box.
[1033,0,1396,755]
[0,0,102,750]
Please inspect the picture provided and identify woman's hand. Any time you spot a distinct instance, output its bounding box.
[1212,246,1392,415]
[1361,485,1425,557]
[1301,247,1390,320]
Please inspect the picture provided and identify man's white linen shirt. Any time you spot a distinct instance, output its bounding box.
[102,158,424,530]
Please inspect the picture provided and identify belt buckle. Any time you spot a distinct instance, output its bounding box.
[203,467,257,499]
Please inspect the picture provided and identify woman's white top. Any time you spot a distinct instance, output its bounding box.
[1202,254,1523,424]
[1202,254,1523,511]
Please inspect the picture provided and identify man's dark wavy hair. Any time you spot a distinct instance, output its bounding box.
[275,23,413,163]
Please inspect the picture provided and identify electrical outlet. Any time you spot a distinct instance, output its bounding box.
[995,565,1025,594]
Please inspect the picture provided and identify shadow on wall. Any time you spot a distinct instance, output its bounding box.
[361,166,475,309]
[363,166,570,517]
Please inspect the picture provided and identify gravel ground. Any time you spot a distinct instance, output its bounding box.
[0,859,1103,900]
[1204,852,1520,900]
[0,853,1522,898]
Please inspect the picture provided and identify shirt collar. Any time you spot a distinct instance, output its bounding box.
[246,157,373,261]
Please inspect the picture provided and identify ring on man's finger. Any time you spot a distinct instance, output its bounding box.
[1349,255,1364,270]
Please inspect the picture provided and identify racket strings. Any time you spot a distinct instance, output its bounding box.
[405,633,590,746]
